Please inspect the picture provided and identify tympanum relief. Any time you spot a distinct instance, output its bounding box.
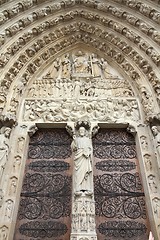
[22,50,140,123]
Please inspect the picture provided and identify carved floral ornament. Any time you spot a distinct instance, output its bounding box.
[0,1,159,118]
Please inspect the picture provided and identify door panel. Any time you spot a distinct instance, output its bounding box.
[93,129,150,240]
[14,129,72,240]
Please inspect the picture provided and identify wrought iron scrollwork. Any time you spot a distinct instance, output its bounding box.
[28,129,72,159]
[93,144,136,159]
[94,173,146,219]
[93,129,136,159]
[95,160,136,172]
[29,160,70,172]
[19,221,68,238]
[19,173,71,221]
[98,221,147,238]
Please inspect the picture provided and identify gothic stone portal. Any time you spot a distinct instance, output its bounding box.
[14,129,72,240]
[93,129,150,240]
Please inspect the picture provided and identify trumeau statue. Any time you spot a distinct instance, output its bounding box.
[71,123,93,194]
[69,121,98,240]
[67,120,99,195]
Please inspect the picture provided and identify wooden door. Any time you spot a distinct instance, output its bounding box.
[93,129,150,240]
[14,129,72,240]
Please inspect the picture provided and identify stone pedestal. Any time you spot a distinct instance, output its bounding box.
[70,192,97,240]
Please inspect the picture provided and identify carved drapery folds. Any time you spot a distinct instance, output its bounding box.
[27,52,134,99]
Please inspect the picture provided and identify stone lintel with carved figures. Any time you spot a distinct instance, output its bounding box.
[22,97,140,123]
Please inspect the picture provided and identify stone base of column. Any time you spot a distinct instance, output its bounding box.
[70,192,97,240]
[70,233,97,240]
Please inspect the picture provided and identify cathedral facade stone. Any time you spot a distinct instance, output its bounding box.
[0,0,160,239]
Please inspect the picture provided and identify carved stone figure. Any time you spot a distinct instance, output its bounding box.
[140,85,154,118]
[12,77,26,100]
[91,54,101,77]
[140,135,148,151]
[71,124,93,194]
[17,137,25,154]
[9,177,17,196]
[0,226,8,240]
[153,197,160,218]
[144,154,152,171]
[74,79,81,99]
[4,199,13,221]
[148,175,157,193]
[73,51,89,74]
[50,58,61,79]
[152,126,160,166]
[0,93,6,113]
[62,53,71,78]
[0,127,11,182]
[100,58,111,79]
